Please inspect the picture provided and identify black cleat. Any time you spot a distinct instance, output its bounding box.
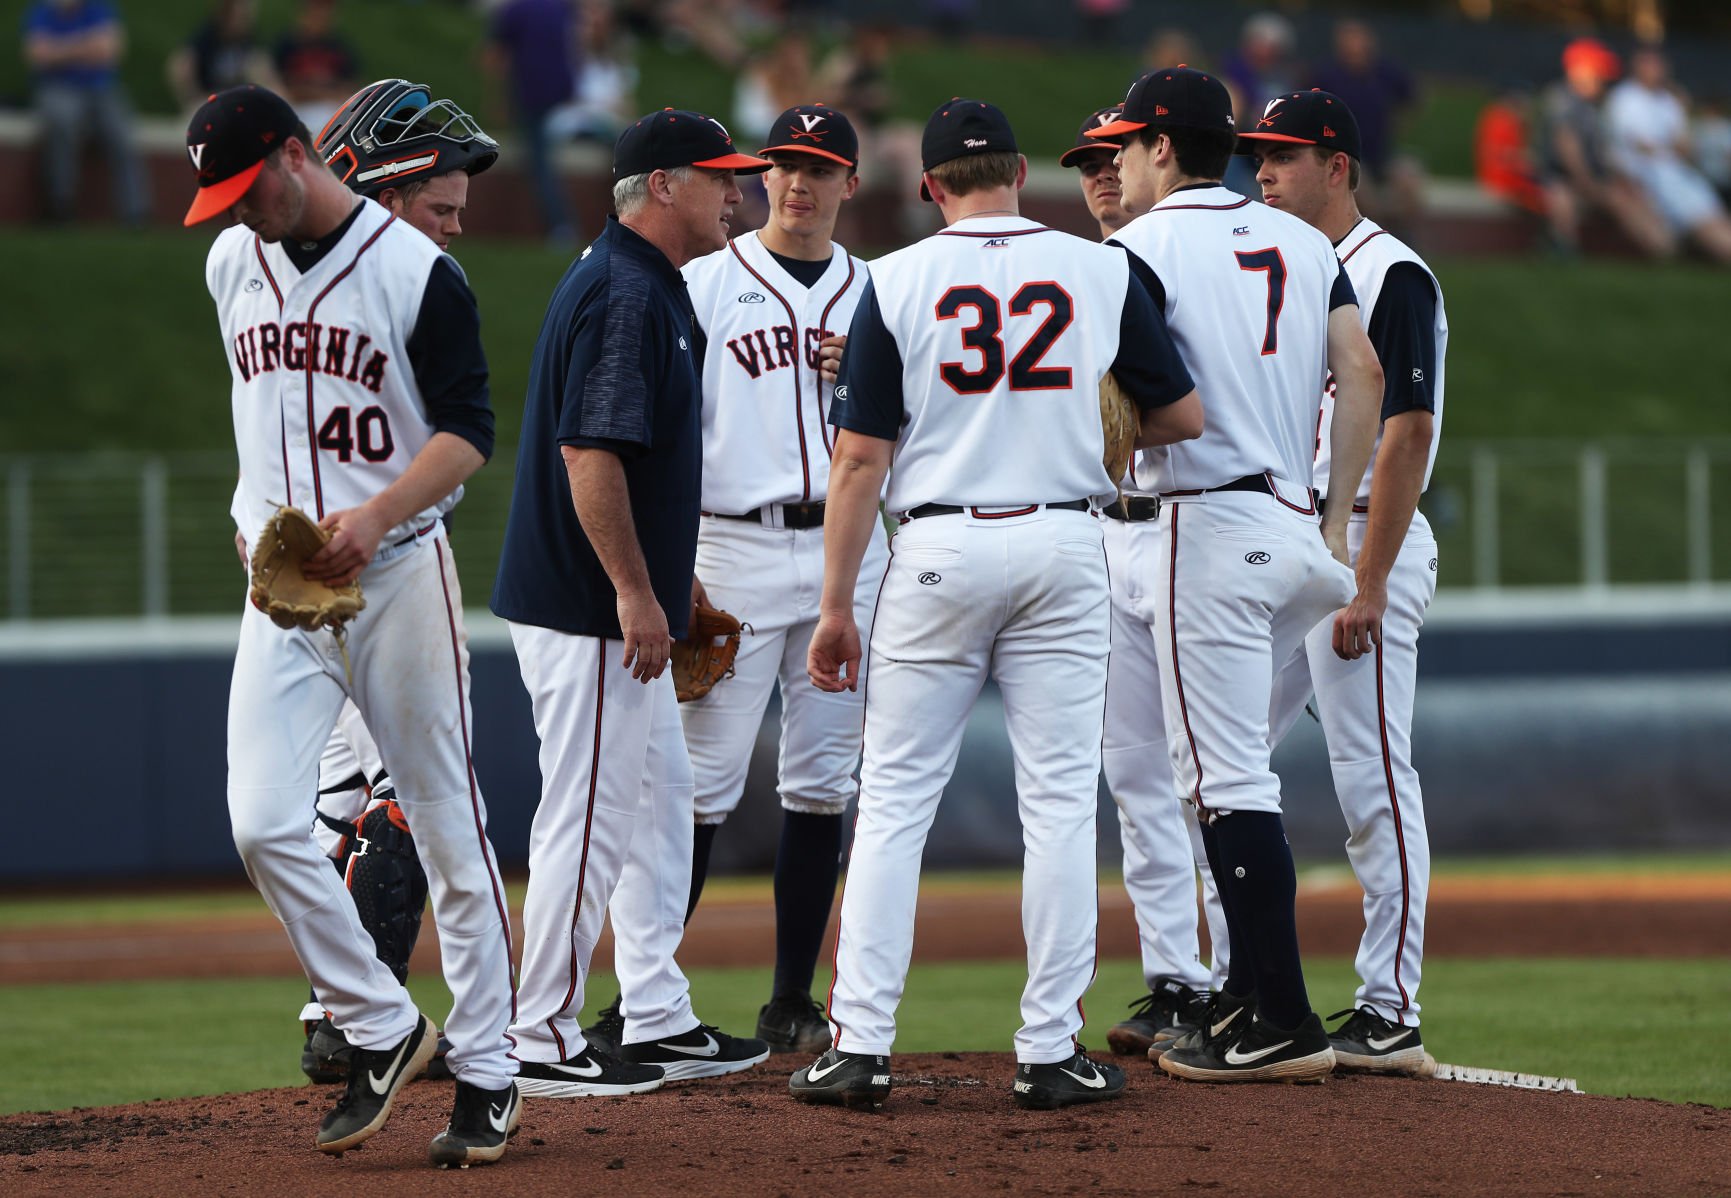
[301,1016,353,1084]
[1327,1006,1430,1074]
[1107,978,1210,1057]
[428,1080,520,1168]
[581,995,625,1056]
[789,1049,893,1108]
[756,991,833,1054]
[1160,1010,1335,1084]
[515,1043,664,1098]
[1012,1051,1126,1110]
[621,1023,771,1080]
[315,1014,436,1153]
[1147,989,1254,1064]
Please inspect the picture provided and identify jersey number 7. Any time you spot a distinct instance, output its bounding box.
[935,282,1075,394]
[1235,248,1287,356]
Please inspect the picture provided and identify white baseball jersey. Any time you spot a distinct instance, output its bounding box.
[1111,185,1350,499]
[207,199,460,542]
[1314,220,1448,503]
[683,230,869,511]
[835,215,1190,512]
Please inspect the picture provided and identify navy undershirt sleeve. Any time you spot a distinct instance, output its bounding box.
[1366,261,1439,420]
[1110,263,1194,411]
[830,280,904,440]
[1329,260,1358,311]
[407,256,495,460]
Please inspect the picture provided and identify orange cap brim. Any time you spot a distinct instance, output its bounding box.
[1236,132,1318,145]
[693,152,774,174]
[1060,142,1121,166]
[757,143,856,167]
[1087,118,1147,139]
[184,160,264,227]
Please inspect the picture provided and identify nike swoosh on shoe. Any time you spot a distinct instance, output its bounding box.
[1209,1008,1246,1039]
[548,1058,604,1078]
[806,1056,849,1082]
[1059,1066,1107,1089]
[660,1034,721,1058]
[1367,1030,1415,1051]
[487,1103,511,1133]
[1224,1038,1294,1066]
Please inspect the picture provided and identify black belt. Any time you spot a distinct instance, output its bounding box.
[1163,473,1316,511]
[706,502,826,529]
[1103,495,1161,523]
[391,518,440,548]
[903,499,1091,521]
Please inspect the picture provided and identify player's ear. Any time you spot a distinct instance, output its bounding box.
[1013,154,1028,190]
[842,171,861,201]
[376,186,401,213]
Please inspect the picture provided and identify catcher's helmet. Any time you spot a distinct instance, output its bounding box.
[315,79,498,197]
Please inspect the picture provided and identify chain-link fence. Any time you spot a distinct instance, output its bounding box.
[4,439,1731,620]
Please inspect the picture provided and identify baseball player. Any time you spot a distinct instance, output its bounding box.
[1244,91,1446,1074]
[1088,67,1384,1083]
[185,85,519,1166]
[291,77,501,1087]
[492,109,774,1099]
[790,98,1202,1111]
[673,102,884,1055]
[1063,105,1227,1057]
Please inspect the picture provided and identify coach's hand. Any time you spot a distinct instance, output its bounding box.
[619,588,672,682]
[306,504,389,587]
[1332,580,1386,661]
[818,334,848,384]
[690,573,712,631]
[808,610,862,692]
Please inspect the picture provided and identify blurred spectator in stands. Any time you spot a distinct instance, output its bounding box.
[1475,81,1548,217]
[272,0,358,134]
[928,0,977,41]
[485,0,579,244]
[818,22,925,239]
[1538,38,1673,259]
[1605,46,1731,265]
[1221,12,1301,197]
[1076,0,1128,46]
[1142,27,1200,73]
[168,0,279,113]
[1693,96,1731,203]
[22,0,146,225]
[734,27,812,144]
[548,0,637,144]
[1312,19,1423,237]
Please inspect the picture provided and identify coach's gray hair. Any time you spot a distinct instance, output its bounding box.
[613,165,698,216]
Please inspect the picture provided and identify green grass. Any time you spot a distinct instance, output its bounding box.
[2,956,1726,1115]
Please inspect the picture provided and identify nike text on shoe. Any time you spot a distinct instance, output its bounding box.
[315,1013,437,1154]
[515,1044,665,1098]
[757,991,834,1055]
[1327,1006,1430,1075]
[789,1049,893,1109]
[1107,977,1210,1057]
[428,1080,521,1169]
[1147,989,1254,1064]
[1159,1011,1335,1084]
[621,1023,771,1081]
[1011,1051,1126,1110]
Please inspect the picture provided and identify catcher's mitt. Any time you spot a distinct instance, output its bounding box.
[673,603,742,703]
[248,506,366,632]
[1100,370,1138,487]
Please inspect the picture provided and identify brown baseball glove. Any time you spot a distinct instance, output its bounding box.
[672,603,742,703]
[1100,370,1138,487]
[248,506,366,632]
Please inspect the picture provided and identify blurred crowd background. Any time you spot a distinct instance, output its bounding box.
[10,0,1731,262]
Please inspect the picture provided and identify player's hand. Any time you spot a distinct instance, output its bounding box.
[690,574,711,630]
[618,589,672,683]
[808,611,862,692]
[818,334,848,384]
[306,504,390,586]
[1332,580,1386,661]
[1321,521,1350,567]
[233,530,247,567]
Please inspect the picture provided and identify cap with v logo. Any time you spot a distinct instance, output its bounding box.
[1088,67,1235,139]
[759,103,859,167]
[183,85,304,226]
[1235,90,1362,159]
[1061,106,1125,166]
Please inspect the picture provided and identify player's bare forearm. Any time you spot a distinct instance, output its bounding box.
[563,446,670,679]
[1354,409,1433,591]
[1322,305,1382,556]
[1135,388,1204,447]
[809,430,891,692]
[304,433,484,583]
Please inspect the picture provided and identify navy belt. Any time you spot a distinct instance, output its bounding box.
[1103,495,1160,523]
[707,502,826,530]
[1162,473,1317,513]
[391,519,439,548]
[903,499,1091,521]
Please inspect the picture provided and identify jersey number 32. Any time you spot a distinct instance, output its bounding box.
[935,282,1074,394]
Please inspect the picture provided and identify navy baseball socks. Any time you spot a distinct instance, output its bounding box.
[757,810,843,1053]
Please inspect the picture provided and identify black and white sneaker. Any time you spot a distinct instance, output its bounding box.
[789,1049,892,1108]
[1327,1006,1429,1074]
[1012,1051,1126,1110]
[515,1043,664,1098]
[1159,1010,1335,1084]
[1107,978,1211,1057]
[756,991,833,1054]
[428,1080,520,1169]
[582,995,625,1056]
[301,1016,353,1084]
[621,1022,771,1080]
[315,1013,437,1154]
[1147,989,1254,1064]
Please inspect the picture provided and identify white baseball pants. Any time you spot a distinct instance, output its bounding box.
[1102,516,1228,993]
[506,626,697,1061]
[1270,510,1438,1025]
[828,507,1109,1064]
[683,516,888,823]
[226,531,517,1090]
[1154,493,1355,819]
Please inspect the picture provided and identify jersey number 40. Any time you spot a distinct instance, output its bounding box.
[935,282,1074,394]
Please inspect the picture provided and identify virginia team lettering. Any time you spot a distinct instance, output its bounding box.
[724,324,836,379]
[231,320,389,392]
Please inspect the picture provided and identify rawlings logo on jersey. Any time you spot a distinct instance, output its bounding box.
[231,320,390,392]
[726,324,836,380]
[737,292,766,304]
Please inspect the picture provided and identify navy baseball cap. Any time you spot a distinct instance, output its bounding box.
[1236,90,1363,160]
[758,103,859,168]
[1061,106,1124,167]
[183,85,304,226]
[612,109,771,182]
[920,97,1018,200]
[1088,66,1235,140]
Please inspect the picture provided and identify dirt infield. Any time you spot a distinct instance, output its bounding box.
[4,874,1726,985]
[5,1053,1728,1197]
